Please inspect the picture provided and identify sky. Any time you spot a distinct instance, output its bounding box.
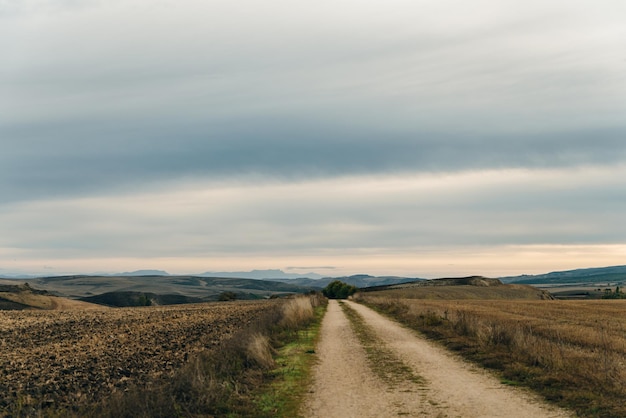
[1,0,626,278]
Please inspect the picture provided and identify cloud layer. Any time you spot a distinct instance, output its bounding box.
[2,0,626,275]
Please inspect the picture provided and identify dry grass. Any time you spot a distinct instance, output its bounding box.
[280,295,316,329]
[247,333,276,369]
[370,283,553,300]
[99,316,284,418]
[359,293,626,417]
[1,294,326,417]
[257,297,327,417]
[97,293,325,418]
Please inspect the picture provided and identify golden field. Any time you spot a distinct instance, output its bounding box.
[358,292,626,417]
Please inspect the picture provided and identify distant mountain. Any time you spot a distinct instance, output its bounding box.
[0,273,37,279]
[115,270,170,276]
[0,269,171,279]
[267,274,424,289]
[0,269,39,279]
[199,269,325,280]
[501,265,626,285]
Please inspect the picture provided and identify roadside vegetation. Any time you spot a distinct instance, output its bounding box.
[2,294,326,418]
[97,293,326,418]
[322,280,358,299]
[256,296,326,416]
[356,293,626,417]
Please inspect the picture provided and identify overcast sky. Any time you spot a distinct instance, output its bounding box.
[2,0,626,278]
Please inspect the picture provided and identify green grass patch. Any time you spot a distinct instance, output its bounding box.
[254,304,326,417]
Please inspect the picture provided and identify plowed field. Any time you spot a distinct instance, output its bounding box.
[0,301,277,413]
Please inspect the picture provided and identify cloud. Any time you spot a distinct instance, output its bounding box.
[1,165,625,275]
[2,0,625,205]
[2,119,625,204]
[2,0,626,275]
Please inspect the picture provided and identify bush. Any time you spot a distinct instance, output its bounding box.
[280,296,315,329]
[323,280,358,299]
[218,291,238,301]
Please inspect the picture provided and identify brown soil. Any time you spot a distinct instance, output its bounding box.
[303,300,572,417]
[0,301,276,413]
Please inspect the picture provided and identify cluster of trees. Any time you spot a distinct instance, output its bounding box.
[602,286,626,299]
[322,280,358,299]
[136,293,152,306]
[218,291,238,301]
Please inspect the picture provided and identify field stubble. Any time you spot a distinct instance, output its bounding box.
[0,300,278,414]
[358,294,626,417]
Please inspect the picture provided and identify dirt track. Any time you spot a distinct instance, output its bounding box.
[303,300,572,418]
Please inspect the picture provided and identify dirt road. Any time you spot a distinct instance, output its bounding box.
[302,300,572,418]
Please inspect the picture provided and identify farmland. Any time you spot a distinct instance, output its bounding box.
[0,300,278,414]
[358,291,626,417]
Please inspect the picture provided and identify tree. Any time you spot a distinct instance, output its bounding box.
[322,280,358,299]
[218,291,238,301]
[137,294,152,306]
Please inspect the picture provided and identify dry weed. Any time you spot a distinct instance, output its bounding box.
[361,295,626,417]
[246,333,275,369]
[280,295,316,329]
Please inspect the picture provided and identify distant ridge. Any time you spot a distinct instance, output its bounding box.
[5,264,626,290]
[18,275,315,304]
[360,276,501,292]
[199,269,325,280]
[115,270,170,276]
[500,265,626,285]
[419,276,502,287]
[266,274,424,289]
[0,269,171,279]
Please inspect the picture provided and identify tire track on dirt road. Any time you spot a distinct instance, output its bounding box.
[302,300,572,418]
[302,299,434,417]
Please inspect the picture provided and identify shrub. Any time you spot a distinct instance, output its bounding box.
[280,296,315,329]
[218,291,238,301]
[246,333,275,369]
[322,280,358,299]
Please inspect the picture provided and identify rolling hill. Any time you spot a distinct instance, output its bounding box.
[0,283,106,310]
[501,265,626,285]
[360,276,554,300]
[8,275,315,306]
[0,273,425,308]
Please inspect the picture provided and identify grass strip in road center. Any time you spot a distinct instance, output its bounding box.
[339,301,423,388]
